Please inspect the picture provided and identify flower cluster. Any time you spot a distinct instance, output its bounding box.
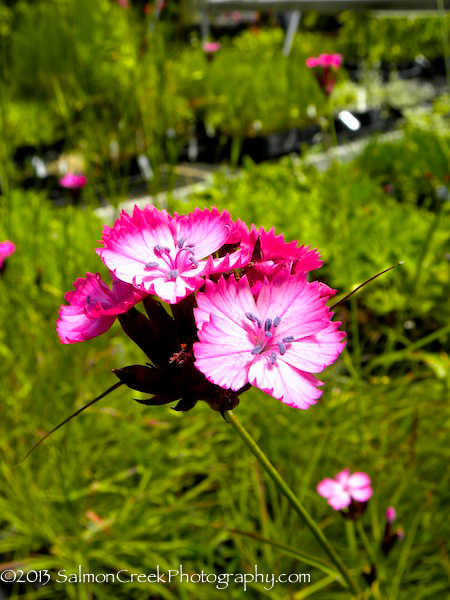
[306,53,343,96]
[57,205,345,412]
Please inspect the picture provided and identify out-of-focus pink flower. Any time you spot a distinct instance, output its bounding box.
[306,54,343,96]
[306,54,343,69]
[59,173,88,189]
[202,41,221,54]
[57,273,146,343]
[117,0,129,8]
[317,469,372,510]
[0,240,15,269]
[386,507,396,523]
[97,205,237,304]
[193,271,345,409]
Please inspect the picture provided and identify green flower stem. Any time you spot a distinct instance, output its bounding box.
[226,410,361,596]
[355,520,377,568]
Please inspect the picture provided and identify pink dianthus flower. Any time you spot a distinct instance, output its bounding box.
[57,273,145,343]
[0,240,16,269]
[97,205,250,304]
[193,270,345,409]
[306,53,343,96]
[317,469,372,510]
[59,173,88,189]
[202,41,221,53]
[306,54,343,69]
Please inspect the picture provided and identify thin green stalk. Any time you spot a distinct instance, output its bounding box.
[355,520,377,568]
[345,520,357,559]
[226,410,361,596]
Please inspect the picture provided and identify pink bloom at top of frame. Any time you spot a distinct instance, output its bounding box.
[193,270,345,409]
[118,0,129,7]
[306,54,343,69]
[317,469,373,510]
[386,507,396,523]
[97,205,235,304]
[202,41,221,53]
[59,173,88,189]
[0,240,16,268]
[57,273,145,343]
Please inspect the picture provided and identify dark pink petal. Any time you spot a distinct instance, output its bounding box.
[259,227,322,271]
[57,273,144,343]
[57,305,115,343]
[65,273,114,308]
[310,281,337,299]
[210,219,257,273]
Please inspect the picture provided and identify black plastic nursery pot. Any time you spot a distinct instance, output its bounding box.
[334,107,402,142]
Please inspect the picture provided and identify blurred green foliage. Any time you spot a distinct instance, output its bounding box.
[336,12,450,64]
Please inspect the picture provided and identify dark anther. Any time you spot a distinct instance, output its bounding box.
[277,341,286,355]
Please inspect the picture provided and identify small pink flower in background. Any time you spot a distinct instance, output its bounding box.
[117,0,129,8]
[193,271,345,409]
[59,173,88,189]
[306,53,343,96]
[317,469,372,510]
[97,205,240,304]
[202,41,221,54]
[0,240,15,269]
[386,506,396,523]
[306,54,343,69]
[57,273,146,343]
